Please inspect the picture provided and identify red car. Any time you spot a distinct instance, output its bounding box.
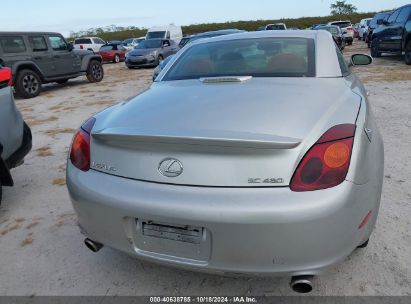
[99,44,127,63]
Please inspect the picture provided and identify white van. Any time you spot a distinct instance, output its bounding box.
[146,25,183,44]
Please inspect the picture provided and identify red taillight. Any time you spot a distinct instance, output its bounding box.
[69,117,96,171]
[80,45,84,49]
[290,124,356,192]
[347,27,353,31]
[0,67,12,86]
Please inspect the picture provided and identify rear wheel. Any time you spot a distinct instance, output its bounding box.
[113,54,120,63]
[371,39,382,58]
[86,60,104,83]
[15,69,41,99]
[405,41,411,65]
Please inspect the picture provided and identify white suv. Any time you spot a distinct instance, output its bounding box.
[359,18,372,40]
[73,37,106,53]
[327,20,354,45]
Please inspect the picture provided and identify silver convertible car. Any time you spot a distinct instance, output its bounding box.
[67,31,384,293]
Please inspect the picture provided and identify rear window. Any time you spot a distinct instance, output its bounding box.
[74,38,92,44]
[318,27,339,35]
[266,24,286,30]
[163,37,316,81]
[0,36,26,53]
[331,22,351,28]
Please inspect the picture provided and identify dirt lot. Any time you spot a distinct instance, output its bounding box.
[0,41,410,296]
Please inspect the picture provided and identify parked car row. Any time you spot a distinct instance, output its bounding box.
[313,25,345,51]
[354,4,411,65]
[0,15,388,294]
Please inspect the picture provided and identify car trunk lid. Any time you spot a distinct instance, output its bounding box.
[90,78,360,187]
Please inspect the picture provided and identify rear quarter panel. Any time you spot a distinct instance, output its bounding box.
[344,74,384,187]
[0,87,23,160]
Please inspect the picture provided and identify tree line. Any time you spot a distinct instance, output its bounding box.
[68,12,380,41]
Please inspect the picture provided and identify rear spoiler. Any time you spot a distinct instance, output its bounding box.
[93,128,301,149]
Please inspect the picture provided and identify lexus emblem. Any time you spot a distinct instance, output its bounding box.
[158,158,183,178]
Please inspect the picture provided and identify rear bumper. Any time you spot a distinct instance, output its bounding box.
[5,122,32,170]
[67,163,380,276]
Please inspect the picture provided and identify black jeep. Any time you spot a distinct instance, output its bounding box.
[370,5,411,65]
[0,32,104,98]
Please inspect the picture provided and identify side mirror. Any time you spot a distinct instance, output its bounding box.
[67,42,74,52]
[351,54,373,66]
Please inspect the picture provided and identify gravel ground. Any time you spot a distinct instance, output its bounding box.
[0,41,410,296]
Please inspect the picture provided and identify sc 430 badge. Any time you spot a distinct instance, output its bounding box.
[91,162,117,172]
[248,178,284,184]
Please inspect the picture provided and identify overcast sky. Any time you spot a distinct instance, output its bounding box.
[1,0,408,36]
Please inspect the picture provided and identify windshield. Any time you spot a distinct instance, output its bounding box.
[163,37,315,81]
[100,45,114,51]
[147,31,166,39]
[74,38,91,44]
[136,40,163,49]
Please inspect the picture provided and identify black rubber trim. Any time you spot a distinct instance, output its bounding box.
[0,145,13,187]
[5,122,32,170]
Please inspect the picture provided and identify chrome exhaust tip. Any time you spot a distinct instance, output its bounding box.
[290,275,314,293]
[84,238,103,253]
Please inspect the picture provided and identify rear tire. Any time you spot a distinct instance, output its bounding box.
[14,69,41,99]
[405,41,411,65]
[86,60,104,83]
[371,39,382,58]
[113,54,120,63]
